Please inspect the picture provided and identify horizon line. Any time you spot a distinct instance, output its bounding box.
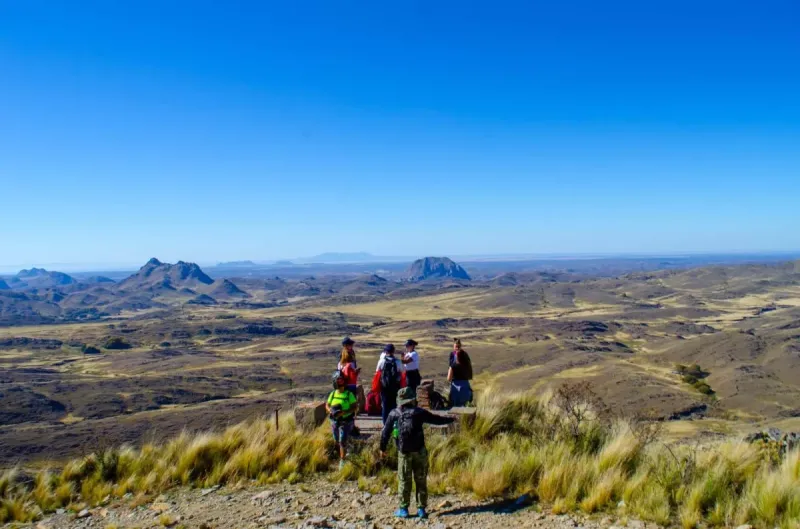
[2,249,799,275]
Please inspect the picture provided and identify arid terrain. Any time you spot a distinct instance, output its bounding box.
[2,256,800,467]
[31,476,638,529]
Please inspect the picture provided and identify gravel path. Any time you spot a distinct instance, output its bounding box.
[31,479,662,529]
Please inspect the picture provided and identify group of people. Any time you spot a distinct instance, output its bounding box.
[325,336,474,519]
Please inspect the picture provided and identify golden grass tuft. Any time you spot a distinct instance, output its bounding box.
[1,393,799,528]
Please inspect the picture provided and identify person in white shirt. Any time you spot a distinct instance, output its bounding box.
[403,339,422,392]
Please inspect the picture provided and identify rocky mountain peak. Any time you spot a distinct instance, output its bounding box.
[407,257,471,281]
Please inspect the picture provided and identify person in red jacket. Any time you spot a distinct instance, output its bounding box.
[338,336,361,393]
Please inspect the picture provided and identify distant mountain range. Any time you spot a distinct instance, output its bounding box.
[292,252,410,264]
[0,256,477,325]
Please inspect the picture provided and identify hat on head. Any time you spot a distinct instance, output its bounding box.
[332,370,345,389]
[383,343,395,354]
[397,387,416,406]
[405,339,418,347]
[342,336,355,346]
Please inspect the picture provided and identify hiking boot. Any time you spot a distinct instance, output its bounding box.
[417,508,428,519]
[394,508,409,518]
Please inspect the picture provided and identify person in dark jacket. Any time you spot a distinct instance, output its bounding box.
[380,387,455,519]
[448,338,473,407]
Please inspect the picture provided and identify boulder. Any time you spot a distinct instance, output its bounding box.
[295,401,327,431]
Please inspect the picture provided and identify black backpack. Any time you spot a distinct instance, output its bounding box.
[381,357,399,392]
[395,408,416,449]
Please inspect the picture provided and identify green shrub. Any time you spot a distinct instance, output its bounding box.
[103,337,131,350]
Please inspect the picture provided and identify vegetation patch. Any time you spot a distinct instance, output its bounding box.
[1,389,798,527]
[103,337,131,350]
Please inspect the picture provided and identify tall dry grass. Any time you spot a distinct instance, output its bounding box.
[1,390,799,528]
[0,413,331,523]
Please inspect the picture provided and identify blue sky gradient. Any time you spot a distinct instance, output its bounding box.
[1,1,799,268]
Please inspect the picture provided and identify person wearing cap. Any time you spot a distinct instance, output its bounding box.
[402,339,422,393]
[380,387,455,519]
[376,344,405,425]
[326,371,358,469]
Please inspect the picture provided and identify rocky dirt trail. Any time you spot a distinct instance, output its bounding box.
[30,479,662,529]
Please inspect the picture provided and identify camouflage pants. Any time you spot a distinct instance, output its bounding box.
[398,447,428,509]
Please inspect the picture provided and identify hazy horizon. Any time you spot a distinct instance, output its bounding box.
[2,249,800,275]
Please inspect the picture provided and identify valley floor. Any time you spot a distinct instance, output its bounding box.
[31,478,658,529]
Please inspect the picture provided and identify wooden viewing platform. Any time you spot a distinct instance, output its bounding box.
[295,399,477,437]
[294,381,477,437]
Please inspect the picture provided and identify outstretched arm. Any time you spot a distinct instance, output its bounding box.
[380,410,397,452]
[420,409,455,426]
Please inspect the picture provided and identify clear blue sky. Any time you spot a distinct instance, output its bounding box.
[1,1,799,270]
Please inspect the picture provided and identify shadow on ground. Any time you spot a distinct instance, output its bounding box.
[439,494,535,516]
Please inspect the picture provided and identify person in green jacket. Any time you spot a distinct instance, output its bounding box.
[326,371,357,469]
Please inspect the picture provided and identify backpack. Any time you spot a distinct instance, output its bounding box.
[395,408,416,450]
[380,357,400,393]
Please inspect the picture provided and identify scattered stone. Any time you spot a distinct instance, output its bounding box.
[98,507,109,518]
[56,508,66,515]
[357,510,371,521]
[259,514,288,524]
[363,492,373,500]
[306,516,331,528]
[201,485,221,496]
[150,502,171,513]
[735,526,753,529]
[352,498,365,508]
[76,509,91,519]
[437,500,453,509]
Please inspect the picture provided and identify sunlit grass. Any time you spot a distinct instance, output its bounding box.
[0,393,798,527]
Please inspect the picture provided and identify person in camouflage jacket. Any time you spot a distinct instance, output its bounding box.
[380,387,454,519]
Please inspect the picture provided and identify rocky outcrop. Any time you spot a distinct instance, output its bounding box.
[118,259,214,291]
[407,257,470,281]
[12,268,76,289]
[208,279,250,299]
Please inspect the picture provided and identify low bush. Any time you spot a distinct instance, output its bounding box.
[103,337,131,350]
